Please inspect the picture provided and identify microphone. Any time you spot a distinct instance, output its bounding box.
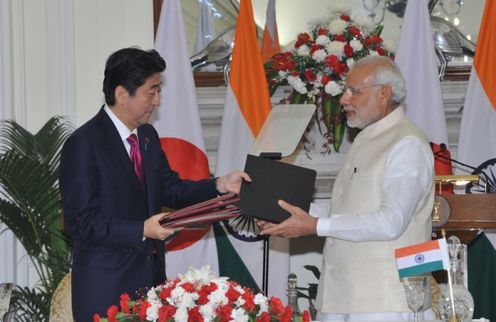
[430,142,491,193]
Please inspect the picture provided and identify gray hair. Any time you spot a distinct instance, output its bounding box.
[353,56,407,105]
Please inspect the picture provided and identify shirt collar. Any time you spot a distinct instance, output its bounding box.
[104,104,138,142]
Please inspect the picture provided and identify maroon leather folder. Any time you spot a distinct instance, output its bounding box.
[159,193,241,229]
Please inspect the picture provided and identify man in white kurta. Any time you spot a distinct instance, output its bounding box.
[260,56,435,321]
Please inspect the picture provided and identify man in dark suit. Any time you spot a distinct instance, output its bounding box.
[59,47,248,321]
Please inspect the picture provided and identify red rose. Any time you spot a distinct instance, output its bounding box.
[295,32,311,48]
[181,282,195,293]
[281,305,293,322]
[226,286,241,302]
[159,305,176,322]
[349,26,362,37]
[334,35,346,42]
[321,74,331,85]
[256,311,271,322]
[159,287,173,299]
[106,305,118,322]
[139,301,151,320]
[217,304,233,322]
[269,296,284,316]
[272,52,295,71]
[241,291,256,311]
[344,44,354,57]
[340,15,351,21]
[325,55,340,69]
[120,293,130,314]
[188,307,204,322]
[376,47,385,56]
[92,314,101,322]
[302,310,311,322]
[197,290,209,305]
[364,35,383,46]
[309,44,322,55]
[304,70,317,82]
[317,27,329,36]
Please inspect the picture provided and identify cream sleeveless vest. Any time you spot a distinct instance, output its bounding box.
[315,107,434,313]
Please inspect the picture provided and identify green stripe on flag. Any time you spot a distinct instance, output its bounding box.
[213,223,260,292]
[398,260,445,278]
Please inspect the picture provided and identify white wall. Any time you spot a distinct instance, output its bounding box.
[0,0,154,287]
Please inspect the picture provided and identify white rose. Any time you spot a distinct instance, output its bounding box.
[287,75,308,94]
[325,81,343,96]
[328,41,345,57]
[296,44,310,56]
[328,19,348,34]
[312,49,327,62]
[350,39,363,51]
[315,34,330,46]
[346,58,355,69]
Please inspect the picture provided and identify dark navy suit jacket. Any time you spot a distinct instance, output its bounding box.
[59,107,217,321]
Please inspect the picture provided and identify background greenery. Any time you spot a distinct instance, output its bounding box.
[0,117,73,322]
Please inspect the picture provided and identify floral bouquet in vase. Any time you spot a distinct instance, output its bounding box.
[265,6,394,153]
[94,266,310,322]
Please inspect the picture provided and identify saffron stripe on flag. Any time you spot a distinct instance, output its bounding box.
[395,239,444,258]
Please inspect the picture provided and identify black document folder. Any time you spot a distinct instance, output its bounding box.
[238,154,316,223]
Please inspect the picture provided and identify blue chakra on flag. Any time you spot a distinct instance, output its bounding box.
[415,254,425,264]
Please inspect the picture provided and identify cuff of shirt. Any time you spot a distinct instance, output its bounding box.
[316,217,333,237]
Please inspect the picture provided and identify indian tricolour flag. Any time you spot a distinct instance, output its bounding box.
[395,239,450,278]
[215,0,289,300]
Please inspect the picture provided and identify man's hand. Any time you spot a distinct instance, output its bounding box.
[216,171,251,194]
[259,200,318,238]
[143,213,177,240]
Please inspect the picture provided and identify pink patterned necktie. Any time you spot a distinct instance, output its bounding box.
[127,134,145,187]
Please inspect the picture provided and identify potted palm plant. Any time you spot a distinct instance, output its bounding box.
[0,117,73,322]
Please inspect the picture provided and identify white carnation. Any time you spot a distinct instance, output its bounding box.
[278,70,288,77]
[369,50,379,56]
[328,41,345,57]
[174,307,188,322]
[231,307,249,322]
[296,44,310,56]
[312,49,327,62]
[350,39,363,51]
[199,304,216,322]
[324,81,343,96]
[346,58,355,69]
[328,19,347,34]
[208,289,229,306]
[254,293,269,313]
[315,34,330,46]
[287,75,308,94]
[179,266,216,286]
[146,303,160,322]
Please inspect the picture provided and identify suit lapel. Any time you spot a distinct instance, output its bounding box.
[96,108,145,193]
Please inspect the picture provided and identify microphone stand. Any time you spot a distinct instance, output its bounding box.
[434,149,491,193]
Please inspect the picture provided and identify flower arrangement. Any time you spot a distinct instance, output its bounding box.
[265,7,395,153]
[93,266,310,322]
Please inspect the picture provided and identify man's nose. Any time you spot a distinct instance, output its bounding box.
[340,90,351,105]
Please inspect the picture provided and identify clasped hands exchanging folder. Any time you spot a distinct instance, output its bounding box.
[156,155,317,239]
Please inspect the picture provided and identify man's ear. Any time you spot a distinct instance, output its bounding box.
[114,85,129,104]
[379,84,393,106]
